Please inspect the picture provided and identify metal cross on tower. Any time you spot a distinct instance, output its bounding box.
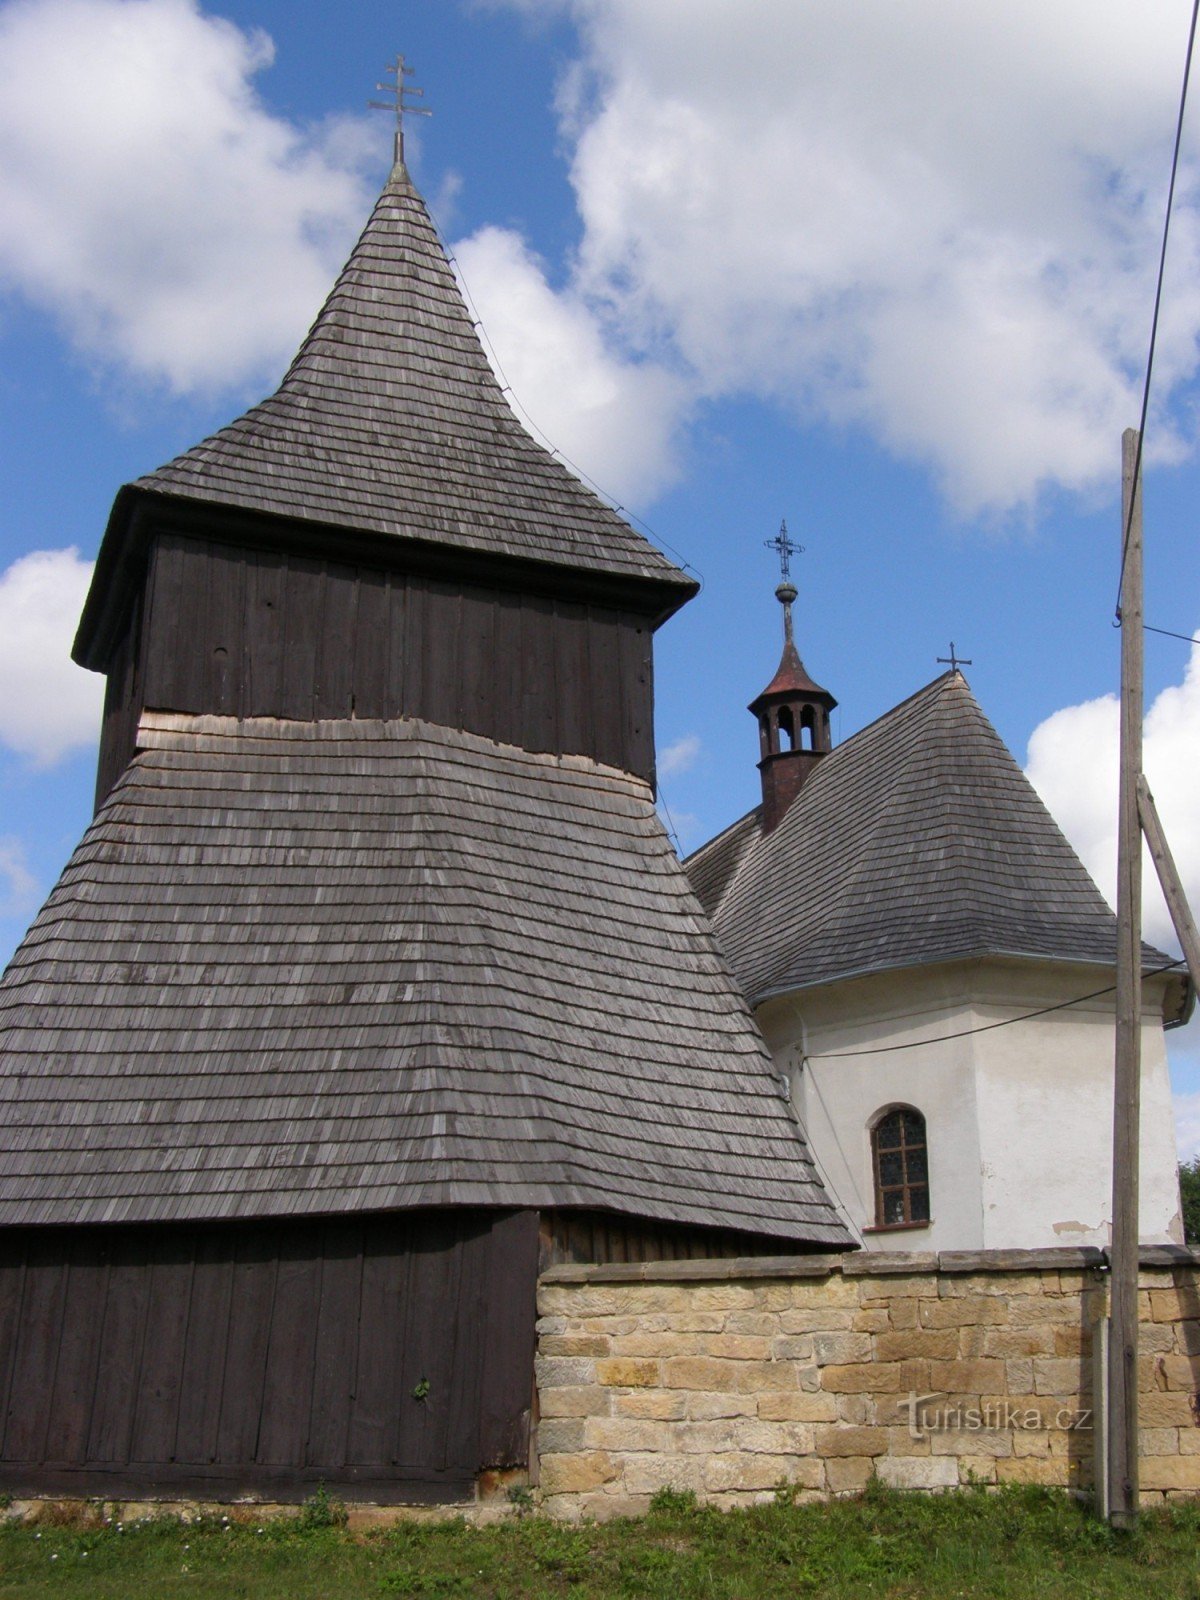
[764,519,804,582]
[937,642,973,673]
[369,55,432,167]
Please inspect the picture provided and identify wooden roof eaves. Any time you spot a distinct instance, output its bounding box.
[73,485,699,674]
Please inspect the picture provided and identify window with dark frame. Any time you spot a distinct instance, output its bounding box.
[871,1107,930,1228]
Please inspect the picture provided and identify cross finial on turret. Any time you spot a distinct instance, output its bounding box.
[764,518,803,583]
[369,54,432,167]
[937,642,973,673]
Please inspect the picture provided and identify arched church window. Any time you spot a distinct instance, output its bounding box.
[777,706,796,751]
[871,1107,929,1228]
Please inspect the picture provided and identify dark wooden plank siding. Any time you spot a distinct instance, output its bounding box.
[539,1210,790,1272]
[0,1210,537,1502]
[97,533,656,814]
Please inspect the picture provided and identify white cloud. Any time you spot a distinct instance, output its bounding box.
[657,732,700,780]
[0,0,376,395]
[0,549,103,765]
[0,836,38,919]
[1025,634,1200,956]
[451,225,687,505]
[497,0,1200,516]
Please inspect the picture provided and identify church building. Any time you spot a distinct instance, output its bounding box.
[686,573,1190,1253]
[0,152,848,1505]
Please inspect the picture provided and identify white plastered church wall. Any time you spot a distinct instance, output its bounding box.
[757,958,1183,1252]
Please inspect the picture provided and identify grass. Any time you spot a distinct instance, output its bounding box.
[0,1481,1199,1598]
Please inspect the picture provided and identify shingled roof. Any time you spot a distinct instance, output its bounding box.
[686,671,1186,1013]
[0,714,848,1245]
[124,161,691,596]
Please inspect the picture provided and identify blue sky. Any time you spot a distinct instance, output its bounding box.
[2,0,1200,1147]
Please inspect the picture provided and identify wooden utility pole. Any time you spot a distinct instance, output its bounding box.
[1108,426,1144,1528]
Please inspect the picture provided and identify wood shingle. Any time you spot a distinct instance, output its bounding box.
[0,713,849,1245]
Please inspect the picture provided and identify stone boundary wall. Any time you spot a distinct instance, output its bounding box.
[534,1247,1200,1521]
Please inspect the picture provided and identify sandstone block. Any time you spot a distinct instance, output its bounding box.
[1140,1427,1179,1456]
[770,1335,814,1362]
[613,1391,687,1421]
[540,1335,609,1358]
[1011,1430,1051,1457]
[928,1359,1007,1393]
[539,1451,620,1495]
[876,1454,958,1490]
[834,1393,873,1425]
[852,1309,890,1333]
[662,1356,737,1390]
[983,1328,1053,1358]
[1139,1324,1177,1355]
[1173,1320,1200,1355]
[704,1334,773,1361]
[826,1457,873,1494]
[1140,1391,1199,1427]
[595,1358,658,1388]
[1136,1454,1200,1491]
[929,1428,1013,1459]
[1007,1295,1077,1326]
[672,1419,737,1454]
[538,1385,612,1419]
[687,1392,756,1421]
[856,1274,939,1301]
[757,1391,839,1423]
[813,1331,873,1366]
[780,1308,856,1333]
[1006,1359,1035,1393]
[956,1325,989,1358]
[736,1420,814,1455]
[790,1277,859,1308]
[995,1456,1068,1486]
[939,1272,1046,1299]
[584,1417,672,1453]
[703,1451,798,1493]
[605,1333,693,1359]
[814,1425,887,1459]
[1032,1358,1083,1396]
[734,1362,800,1393]
[874,1330,959,1362]
[1151,1288,1197,1322]
[887,1298,920,1329]
[536,1355,597,1388]
[725,1312,782,1337]
[536,1315,567,1335]
[958,1455,998,1484]
[536,1418,585,1453]
[623,1455,704,1496]
[687,1285,759,1311]
[920,1297,1006,1329]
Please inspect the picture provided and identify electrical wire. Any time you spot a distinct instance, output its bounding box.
[805,959,1186,1061]
[1115,0,1200,621]
[1145,622,1200,645]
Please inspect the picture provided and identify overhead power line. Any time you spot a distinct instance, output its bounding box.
[1115,0,1200,619]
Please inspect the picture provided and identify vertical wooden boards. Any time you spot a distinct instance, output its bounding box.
[0,1212,540,1498]
[215,1228,277,1467]
[124,531,659,793]
[86,1233,152,1465]
[2,1233,67,1463]
[279,556,323,722]
[307,1224,364,1471]
[42,1238,109,1464]
[256,1233,321,1465]
[243,551,286,716]
[130,1237,195,1464]
[477,1210,539,1467]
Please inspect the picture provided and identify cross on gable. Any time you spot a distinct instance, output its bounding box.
[764,519,804,582]
[937,642,973,673]
[369,54,432,165]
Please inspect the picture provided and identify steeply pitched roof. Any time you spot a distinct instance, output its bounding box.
[686,671,1182,1007]
[0,713,848,1245]
[127,162,691,596]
